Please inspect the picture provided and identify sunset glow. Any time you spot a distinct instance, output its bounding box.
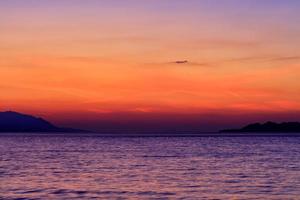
[1,0,300,130]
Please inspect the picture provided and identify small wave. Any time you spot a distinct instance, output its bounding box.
[137,191,176,196]
[142,155,182,158]
[95,191,128,195]
[18,189,44,194]
[51,189,89,196]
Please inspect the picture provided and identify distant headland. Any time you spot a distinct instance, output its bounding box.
[0,111,88,133]
[220,122,300,133]
[1,111,300,135]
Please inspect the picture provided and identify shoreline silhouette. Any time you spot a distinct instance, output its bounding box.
[0,111,88,133]
[1,111,300,136]
[220,122,300,133]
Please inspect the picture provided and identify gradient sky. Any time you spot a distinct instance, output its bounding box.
[1,0,300,131]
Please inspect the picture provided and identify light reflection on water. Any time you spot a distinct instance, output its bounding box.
[1,135,300,199]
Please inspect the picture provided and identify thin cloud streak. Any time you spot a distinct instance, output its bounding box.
[145,55,300,69]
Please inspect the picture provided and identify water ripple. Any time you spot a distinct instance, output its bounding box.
[1,135,300,199]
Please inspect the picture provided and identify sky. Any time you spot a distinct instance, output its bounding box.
[1,0,300,131]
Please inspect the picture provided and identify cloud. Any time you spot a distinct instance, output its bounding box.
[270,56,300,61]
[144,54,300,70]
[175,60,188,64]
[214,55,300,65]
[236,56,300,63]
[144,60,211,68]
[169,60,210,67]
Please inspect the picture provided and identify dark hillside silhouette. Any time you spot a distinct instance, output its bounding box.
[0,111,87,133]
[220,121,300,133]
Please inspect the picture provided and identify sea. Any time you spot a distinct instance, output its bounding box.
[1,134,300,200]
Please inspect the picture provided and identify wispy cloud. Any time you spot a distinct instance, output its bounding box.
[269,56,300,61]
[170,60,210,67]
[145,55,300,70]
[225,56,300,63]
[174,60,188,64]
[144,60,211,68]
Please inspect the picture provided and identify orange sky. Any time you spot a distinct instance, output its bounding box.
[1,1,300,130]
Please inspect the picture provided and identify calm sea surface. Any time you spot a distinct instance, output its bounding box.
[1,135,300,200]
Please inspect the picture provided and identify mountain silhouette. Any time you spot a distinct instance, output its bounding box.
[220,121,300,133]
[0,111,88,133]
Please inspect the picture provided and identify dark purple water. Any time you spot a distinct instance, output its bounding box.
[1,135,300,199]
